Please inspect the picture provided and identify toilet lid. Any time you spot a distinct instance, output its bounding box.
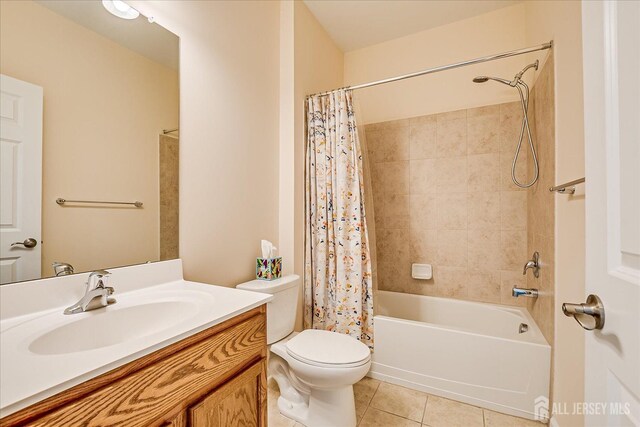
[285,330,371,367]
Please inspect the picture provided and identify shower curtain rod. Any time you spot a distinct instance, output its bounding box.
[306,40,553,98]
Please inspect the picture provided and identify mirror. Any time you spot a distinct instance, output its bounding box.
[0,0,179,284]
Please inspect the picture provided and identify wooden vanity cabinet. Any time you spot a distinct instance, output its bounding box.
[1,306,268,427]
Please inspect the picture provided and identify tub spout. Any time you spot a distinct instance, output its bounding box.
[512,287,538,298]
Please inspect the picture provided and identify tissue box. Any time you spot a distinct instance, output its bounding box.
[256,257,282,280]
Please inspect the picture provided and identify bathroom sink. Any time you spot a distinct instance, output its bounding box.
[0,268,273,417]
[28,301,198,355]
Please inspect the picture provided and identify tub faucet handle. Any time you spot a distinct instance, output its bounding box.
[523,251,540,278]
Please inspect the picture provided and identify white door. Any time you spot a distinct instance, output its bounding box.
[581,1,640,426]
[0,74,43,284]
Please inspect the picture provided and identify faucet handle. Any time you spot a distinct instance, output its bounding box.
[87,270,111,289]
[90,269,110,277]
[522,252,540,278]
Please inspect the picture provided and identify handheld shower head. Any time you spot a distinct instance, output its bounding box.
[472,76,513,86]
[472,62,540,188]
[474,60,539,87]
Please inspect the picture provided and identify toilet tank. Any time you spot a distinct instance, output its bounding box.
[236,275,300,344]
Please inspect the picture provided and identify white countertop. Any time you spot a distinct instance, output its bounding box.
[0,260,272,417]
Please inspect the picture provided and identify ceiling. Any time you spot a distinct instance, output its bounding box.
[303,0,521,52]
[35,0,178,69]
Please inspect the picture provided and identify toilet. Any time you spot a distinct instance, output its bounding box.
[237,275,371,427]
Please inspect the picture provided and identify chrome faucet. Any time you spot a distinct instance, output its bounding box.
[512,287,538,298]
[64,270,116,315]
[52,261,74,276]
[523,251,540,278]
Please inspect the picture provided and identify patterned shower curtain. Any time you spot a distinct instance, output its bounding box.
[304,89,374,349]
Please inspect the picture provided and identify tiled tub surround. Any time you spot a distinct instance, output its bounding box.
[526,55,555,346]
[159,134,179,261]
[365,101,530,307]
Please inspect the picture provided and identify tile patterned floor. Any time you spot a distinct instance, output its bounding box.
[268,377,546,427]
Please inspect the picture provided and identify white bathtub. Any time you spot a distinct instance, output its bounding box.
[370,291,550,421]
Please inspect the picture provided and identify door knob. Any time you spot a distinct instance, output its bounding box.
[10,238,38,249]
[562,294,605,330]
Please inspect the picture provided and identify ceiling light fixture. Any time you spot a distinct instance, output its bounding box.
[102,0,140,20]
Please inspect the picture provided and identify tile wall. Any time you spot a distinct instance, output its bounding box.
[159,134,179,260]
[526,55,555,345]
[364,56,555,335]
[364,102,531,307]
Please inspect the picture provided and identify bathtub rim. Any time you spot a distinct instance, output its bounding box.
[373,290,550,347]
[373,315,549,348]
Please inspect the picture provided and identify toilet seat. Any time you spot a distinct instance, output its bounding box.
[285,329,371,368]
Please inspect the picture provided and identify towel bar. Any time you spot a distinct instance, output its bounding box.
[56,198,143,208]
[549,177,585,194]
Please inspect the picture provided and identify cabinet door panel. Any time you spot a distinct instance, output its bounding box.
[190,361,266,427]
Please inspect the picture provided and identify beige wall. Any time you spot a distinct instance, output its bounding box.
[344,3,538,124]
[365,102,530,307]
[0,0,178,277]
[279,1,295,280]
[128,0,280,286]
[525,2,586,426]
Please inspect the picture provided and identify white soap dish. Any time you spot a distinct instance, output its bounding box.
[412,263,432,280]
